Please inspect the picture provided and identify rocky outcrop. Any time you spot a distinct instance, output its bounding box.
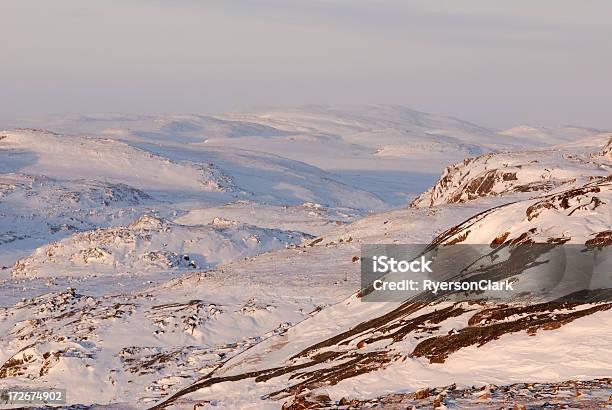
[411,144,609,208]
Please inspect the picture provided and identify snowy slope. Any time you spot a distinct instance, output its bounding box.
[0,129,384,210]
[148,176,611,410]
[0,172,156,270]
[174,201,356,236]
[11,214,310,278]
[411,134,612,207]
[0,130,232,192]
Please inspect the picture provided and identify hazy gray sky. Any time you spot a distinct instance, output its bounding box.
[1,0,611,128]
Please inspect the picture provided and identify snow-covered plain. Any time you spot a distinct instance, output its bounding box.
[0,106,610,409]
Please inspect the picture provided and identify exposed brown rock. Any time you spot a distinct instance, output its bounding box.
[491,231,510,247]
[586,230,612,249]
[307,237,324,247]
[412,302,612,364]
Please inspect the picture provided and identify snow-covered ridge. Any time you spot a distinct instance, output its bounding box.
[430,175,612,246]
[1,129,234,192]
[0,127,387,211]
[0,172,159,268]
[411,136,611,208]
[11,214,310,277]
[0,173,151,209]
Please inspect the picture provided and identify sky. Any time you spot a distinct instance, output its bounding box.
[1,0,611,129]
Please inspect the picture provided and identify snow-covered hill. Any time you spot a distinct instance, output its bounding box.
[0,129,384,210]
[11,214,310,278]
[411,134,611,207]
[0,172,156,269]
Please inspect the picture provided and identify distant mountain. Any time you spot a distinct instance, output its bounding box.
[499,124,606,146]
[9,106,604,207]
